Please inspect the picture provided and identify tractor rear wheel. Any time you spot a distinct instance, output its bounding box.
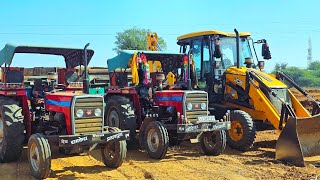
[200,130,226,156]
[101,128,127,168]
[28,133,51,179]
[144,121,169,159]
[105,96,136,139]
[227,110,256,151]
[0,99,24,163]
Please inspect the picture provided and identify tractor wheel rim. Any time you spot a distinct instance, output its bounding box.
[104,142,116,161]
[204,133,216,149]
[0,116,3,144]
[108,108,119,127]
[30,143,40,172]
[147,129,159,152]
[229,121,243,141]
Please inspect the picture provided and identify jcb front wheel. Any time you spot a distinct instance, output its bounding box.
[227,110,256,151]
[200,130,226,156]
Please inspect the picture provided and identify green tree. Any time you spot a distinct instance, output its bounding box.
[113,27,167,52]
[307,61,320,70]
[272,62,288,73]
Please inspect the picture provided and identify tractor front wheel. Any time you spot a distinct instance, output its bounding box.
[101,128,127,168]
[227,110,256,151]
[200,130,226,156]
[28,133,52,179]
[144,121,169,159]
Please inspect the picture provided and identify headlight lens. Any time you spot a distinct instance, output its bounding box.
[201,103,206,110]
[94,108,102,117]
[187,103,193,110]
[76,109,84,118]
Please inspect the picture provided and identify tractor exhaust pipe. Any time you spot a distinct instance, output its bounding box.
[187,48,192,90]
[83,43,90,94]
[234,29,240,68]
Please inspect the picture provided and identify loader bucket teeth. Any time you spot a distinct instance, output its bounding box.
[276,114,320,167]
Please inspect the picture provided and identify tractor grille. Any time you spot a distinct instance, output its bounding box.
[185,92,208,123]
[73,96,104,134]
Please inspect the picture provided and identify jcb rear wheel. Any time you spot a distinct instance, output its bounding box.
[227,110,256,151]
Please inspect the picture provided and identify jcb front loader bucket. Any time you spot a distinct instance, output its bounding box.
[276,114,320,166]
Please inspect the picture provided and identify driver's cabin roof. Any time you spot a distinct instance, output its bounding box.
[177,30,251,41]
[0,43,94,68]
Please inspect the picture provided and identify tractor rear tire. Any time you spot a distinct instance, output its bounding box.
[200,130,226,156]
[0,101,25,163]
[227,110,256,151]
[28,133,51,179]
[101,128,127,168]
[144,121,169,159]
[105,95,137,140]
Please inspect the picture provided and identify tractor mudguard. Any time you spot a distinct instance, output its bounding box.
[276,114,320,166]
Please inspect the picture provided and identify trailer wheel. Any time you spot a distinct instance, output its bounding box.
[227,110,256,151]
[144,121,169,159]
[28,133,51,179]
[200,130,226,156]
[0,102,24,163]
[105,96,136,139]
[101,128,127,168]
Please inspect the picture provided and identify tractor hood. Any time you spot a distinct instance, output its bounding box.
[0,43,94,68]
[226,67,287,88]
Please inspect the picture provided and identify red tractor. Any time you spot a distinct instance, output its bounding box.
[102,50,230,159]
[0,43,129,179]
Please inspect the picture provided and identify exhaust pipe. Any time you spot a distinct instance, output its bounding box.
[234,29,240,68]
[83,43,90,94]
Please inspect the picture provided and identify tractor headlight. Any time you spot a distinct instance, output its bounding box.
[187,103,193,110]
[201,103,206,110]
[94,108,102,117]
[76,109,84,118]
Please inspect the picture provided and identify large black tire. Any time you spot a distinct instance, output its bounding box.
[200,130,226,156]
[105,95,137,139]
[0,99,25,163]
[101,128,127,168]
[144,121,169,159]
[28,133,51,179]
[227,110,256,151]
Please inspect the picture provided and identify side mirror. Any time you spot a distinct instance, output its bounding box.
[261,42,271,60]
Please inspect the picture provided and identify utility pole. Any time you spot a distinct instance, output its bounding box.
[307,37,313,65]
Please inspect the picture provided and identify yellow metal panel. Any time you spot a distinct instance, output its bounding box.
[227,32,251,37]
[148,60,162,73]
[288,90,310,117]
[177,30,228,40]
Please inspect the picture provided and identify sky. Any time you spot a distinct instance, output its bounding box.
[0,0,319,72]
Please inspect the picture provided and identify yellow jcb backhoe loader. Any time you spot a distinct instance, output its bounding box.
[174,28,320,166]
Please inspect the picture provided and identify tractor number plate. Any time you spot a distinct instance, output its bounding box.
[197,116,216,123]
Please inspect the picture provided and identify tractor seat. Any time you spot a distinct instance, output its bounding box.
[6,70,24,83]
[65,71,79,84]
